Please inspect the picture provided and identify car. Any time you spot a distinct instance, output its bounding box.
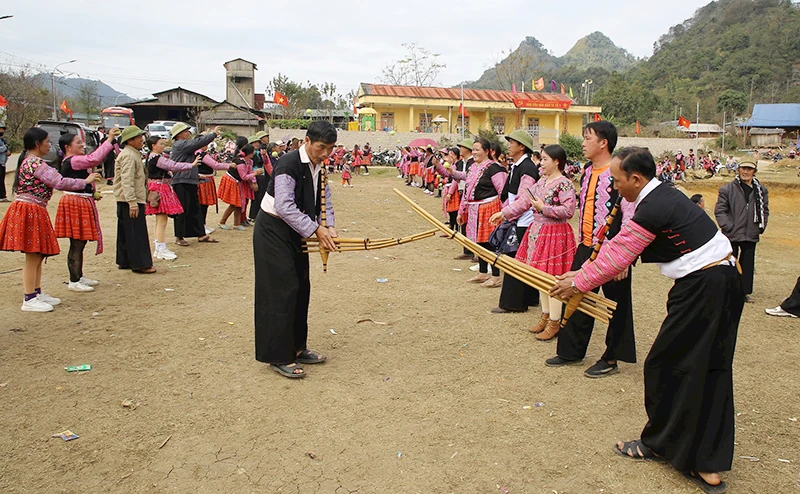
[145,123,170,140]
[154,120,178,135]
[35,120,100,166]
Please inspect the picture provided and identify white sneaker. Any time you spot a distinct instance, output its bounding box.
[155,249,177,261]
[765,306,798,318]
[469,264,480,272]
[38,293,61,305]
[79,277,99,287]
[68,281,95,292]
[22,297,53,312]
[205,226,215,235]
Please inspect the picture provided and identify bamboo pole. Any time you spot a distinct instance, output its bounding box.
[394,188,616,323]
[301,230,437,255]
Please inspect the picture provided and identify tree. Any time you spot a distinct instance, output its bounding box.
[0,66,50,140]
[76,81,101,122]
[381,43,446,87]
[267,74,314,119]
[717,89,747,114]
[592,72,659,125]
[559,133,584,160]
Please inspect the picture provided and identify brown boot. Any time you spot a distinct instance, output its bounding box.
[529,313,549,333]
[536,319,561,341]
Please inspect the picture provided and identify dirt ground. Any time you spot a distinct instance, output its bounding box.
[0,167,798,494]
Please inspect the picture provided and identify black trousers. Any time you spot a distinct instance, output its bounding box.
[477,242,500,276]
[557,243,637,363]
[780,276,800,316]
[253,213,310,365]
[448,211,458,231]
[641,265,744,472]
[249,174,268,220]
[116,203,152,269]
[731,241,756,295]
[498,225,540,311]
[0,165,6,199]
[173,183,205,238]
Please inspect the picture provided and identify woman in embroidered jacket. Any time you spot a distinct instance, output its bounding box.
[437,138,507,287]
[552,147,744,494]
[0,128,102,312]
[516,144,577,340]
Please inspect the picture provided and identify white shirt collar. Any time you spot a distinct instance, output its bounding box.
[635,177,662,209]
[511,154,527,168]
[299,143,311,164]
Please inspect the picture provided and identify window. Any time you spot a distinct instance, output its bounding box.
[419,113,432,132]
[527,118,540,138]
[381,112,395,131]
[493,116,506,134]
[456,116,470,133]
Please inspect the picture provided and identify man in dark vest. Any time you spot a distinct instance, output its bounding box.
[253,121,338,379]
[552,147,744,494]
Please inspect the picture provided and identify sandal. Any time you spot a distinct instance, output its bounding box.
[682,471,727,493]
[198,236,219,243]
[296,349,327,364]
[175,238,190,247]
[270,363,306,378]
[132,267,157,274]
[613,440,664,462]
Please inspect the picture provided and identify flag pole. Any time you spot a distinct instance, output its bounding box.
[696,100,700,153]
[460,82,464,140]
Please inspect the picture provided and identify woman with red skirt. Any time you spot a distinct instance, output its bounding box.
[0,128,102,312]
[218,144,261,230]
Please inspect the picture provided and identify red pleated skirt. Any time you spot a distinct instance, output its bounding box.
[410,163,420,176]
[444,190,460,213]
[475,199,502,243]
[0,201,60,256]
[54,194,99,241]
[217,174,242,208]
[198,180,217,206]
[517,222,576,276]
[146,181,184,216]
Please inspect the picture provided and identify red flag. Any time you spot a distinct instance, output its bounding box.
[60,100,73,116]
[593,113,602,122]
[635,120,641,135]
[459,103,469,118]
[273,91,288,107]
[0,94,7,107]
[560,83,566,95]
[353,96,357,116]
[512,83,517,95]
[678,116,691,129]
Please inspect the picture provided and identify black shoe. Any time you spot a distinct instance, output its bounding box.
[584,360,620,378]
[490,306,524,314]
[545,356,582,367]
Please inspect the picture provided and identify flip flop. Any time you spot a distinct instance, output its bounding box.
[296,349,327,364]
[613,440,664,462]
[198,236,219,243]
[682,471,727,493]
[175,239,190,247]
[270,363,305,378]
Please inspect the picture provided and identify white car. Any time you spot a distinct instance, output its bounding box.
[145,123,170,140]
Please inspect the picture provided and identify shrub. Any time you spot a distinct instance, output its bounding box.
[559,132,584,160]
[268,119,310,130]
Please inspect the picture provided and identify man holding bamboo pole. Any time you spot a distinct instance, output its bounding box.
[253,121,338,379]
[545,121,637,378]
[551,147,744,494]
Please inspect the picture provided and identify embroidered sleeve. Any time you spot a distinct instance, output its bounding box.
[501,174,536,221]
[325,182,335,228]
[542,180,576,220]
[33,163,88,191]
[435,161,465,181]
[274,174,319,238]
[619,198,635,227]
[156,155,194,172]
[574,220,656,292]
[202,154,232,171]
[69,139,114,170]
[491,171,507,197]
[238,162,256,182]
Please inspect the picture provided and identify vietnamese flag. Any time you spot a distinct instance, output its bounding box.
[60,100,73,116]
[273,91,288,107]
[678,116,691,129]
[593,113,602,122]
[635,120,641,135]
[0,94,7,107]
[459,103,469,118]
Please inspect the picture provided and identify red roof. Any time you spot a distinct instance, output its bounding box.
[360,83,575,103]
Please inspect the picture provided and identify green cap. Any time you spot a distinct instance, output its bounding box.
[170,122,191,139]
[458,138,475,150]
[255,131,269,140]
[247,135,260,144]
[504,129,535,153]
[119,125,145,144]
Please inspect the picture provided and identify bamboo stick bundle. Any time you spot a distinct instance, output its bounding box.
[301,230,437,254]
[393,188,616,324]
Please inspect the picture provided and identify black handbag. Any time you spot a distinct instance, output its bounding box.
[488,220,519,254]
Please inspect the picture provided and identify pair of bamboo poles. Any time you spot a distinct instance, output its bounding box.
[301,230,437,254]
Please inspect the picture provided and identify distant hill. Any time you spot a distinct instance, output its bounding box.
[464,32,635,90]
[32,74,134,107]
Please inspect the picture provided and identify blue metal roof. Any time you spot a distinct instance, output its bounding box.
[740,103,800,128]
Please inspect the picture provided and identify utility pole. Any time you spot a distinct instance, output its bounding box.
[51,59,77,120]
[721,109,726,155]
[695,100,700,153]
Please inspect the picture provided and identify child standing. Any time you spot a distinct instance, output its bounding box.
[515,144,577,340]
[341,160,353,187]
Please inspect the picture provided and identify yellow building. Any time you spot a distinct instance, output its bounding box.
[356,83,601,144]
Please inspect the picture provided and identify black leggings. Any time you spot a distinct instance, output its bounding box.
[200,205,209,226]
[477,242,500,276]
[448,211,458,231]
[363,165,369,173]
[68,239,87,282]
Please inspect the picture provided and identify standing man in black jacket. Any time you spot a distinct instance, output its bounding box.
[714,161,769,302]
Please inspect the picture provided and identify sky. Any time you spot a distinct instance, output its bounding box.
[0,0,712,103]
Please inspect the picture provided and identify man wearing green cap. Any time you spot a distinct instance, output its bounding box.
[488,129,540,311]
[170,123,221,245]
[113,126,155,273]
[453,138,475,260]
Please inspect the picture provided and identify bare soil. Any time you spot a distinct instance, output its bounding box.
[0,168,798,493]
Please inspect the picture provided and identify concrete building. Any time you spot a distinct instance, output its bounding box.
[356,83,601,144]
[197,101,266,137]
[224,58,257,109]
